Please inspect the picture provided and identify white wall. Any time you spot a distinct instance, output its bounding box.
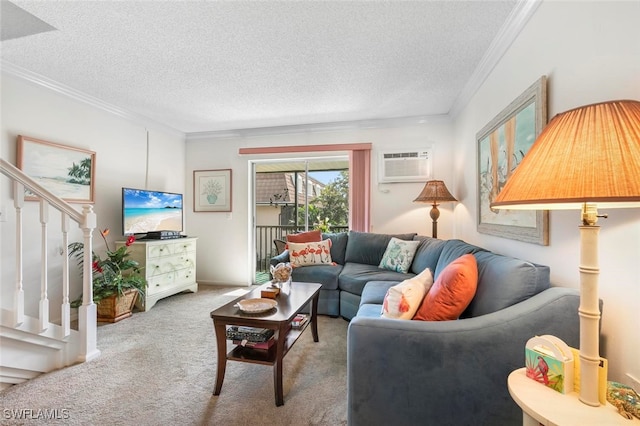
[185,116,454,286]
[1,74,186,321]
[453,1,640,385]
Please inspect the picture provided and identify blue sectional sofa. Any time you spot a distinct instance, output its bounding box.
[270,231,425,318]
[272,231,583,425]
[270,231,563,321]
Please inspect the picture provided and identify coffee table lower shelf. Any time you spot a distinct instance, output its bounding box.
[227,325,308,365]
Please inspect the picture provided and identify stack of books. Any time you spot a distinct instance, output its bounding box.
[232,337,275,350]
[291,314,308,329]
[226,326,274,342]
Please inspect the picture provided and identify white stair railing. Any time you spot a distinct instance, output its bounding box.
[0,157,99,362]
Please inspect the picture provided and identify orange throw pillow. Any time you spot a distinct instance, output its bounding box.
[413,254,478,321]
[286,229,322,244]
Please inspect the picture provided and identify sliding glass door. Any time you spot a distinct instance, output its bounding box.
[252,157,349,283]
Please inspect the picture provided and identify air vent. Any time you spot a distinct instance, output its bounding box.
[378,149,433,183]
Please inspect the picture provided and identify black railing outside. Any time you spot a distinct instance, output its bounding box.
[255,225,349,275]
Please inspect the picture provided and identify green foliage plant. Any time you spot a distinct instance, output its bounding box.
[296,170,349,229]
[69,229,146,308]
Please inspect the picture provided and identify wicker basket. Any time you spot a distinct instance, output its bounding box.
[97,289,138,323]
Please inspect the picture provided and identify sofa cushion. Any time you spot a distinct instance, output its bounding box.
[414,254,478,321]
[322,232,348,265]
[434,239,486,278]
[360,281,398,305]
[345,231,417,266]
[356,303,385,318]
[382,268,434,319]
[286,229,322,243]
[462,251,550,318]
[340,291,362,320]
[411,236,447,274]
[290,263,343,291]
[379,237,421,273]
[288,239,334,267]
[339,262,415,296]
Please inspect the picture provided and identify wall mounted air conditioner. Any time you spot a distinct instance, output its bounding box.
[378,149,433,183]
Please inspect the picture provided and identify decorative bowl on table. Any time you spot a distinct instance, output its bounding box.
[235,298,278,313]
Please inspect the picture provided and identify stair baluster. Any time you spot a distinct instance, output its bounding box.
[61,213,71,338]
[13,181,25,326]
[39,199,50,332]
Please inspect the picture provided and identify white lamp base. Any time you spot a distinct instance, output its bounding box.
[578,224,602,406]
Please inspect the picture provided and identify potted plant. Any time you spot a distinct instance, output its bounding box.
[69,229,146,322]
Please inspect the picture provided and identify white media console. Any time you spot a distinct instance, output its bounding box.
[116,237,198,311]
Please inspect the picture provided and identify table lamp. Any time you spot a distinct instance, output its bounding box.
[491,99,640,406]
[413,180,457,238]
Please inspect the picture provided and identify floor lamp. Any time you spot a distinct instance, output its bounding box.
[491,100,640,406]
[413,180,457,238]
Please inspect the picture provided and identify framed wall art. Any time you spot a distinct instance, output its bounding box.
[17,135,96,203]
[194,169,232,212]
[476,76,549,245]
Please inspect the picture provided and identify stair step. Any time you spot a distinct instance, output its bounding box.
[1,310,82,387]
[1,309,73,344]
[1,366,42,383]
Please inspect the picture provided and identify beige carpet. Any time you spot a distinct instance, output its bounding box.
[0,286,349,425]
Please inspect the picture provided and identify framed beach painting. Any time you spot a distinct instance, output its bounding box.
[194,169,232,212]
[17,136,96,203]
[476,76,549,245]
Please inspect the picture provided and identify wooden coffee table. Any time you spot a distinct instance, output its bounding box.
[210,281,321,406]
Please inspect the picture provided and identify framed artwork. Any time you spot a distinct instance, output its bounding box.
[476,76,549,245]
[194,169,232,212]
[17,135,96,203]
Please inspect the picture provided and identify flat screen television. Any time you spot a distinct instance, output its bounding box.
[122,187,183,235]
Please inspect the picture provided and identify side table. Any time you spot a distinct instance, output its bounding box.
[508,368,640,425]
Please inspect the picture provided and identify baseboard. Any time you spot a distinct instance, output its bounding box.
[196,281,252,287]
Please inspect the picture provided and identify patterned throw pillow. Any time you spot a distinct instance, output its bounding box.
[381,268,434,320]
[287,239,334,267]
[379,237,421,273]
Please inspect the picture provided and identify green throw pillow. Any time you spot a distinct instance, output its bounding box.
[379,237,421,273]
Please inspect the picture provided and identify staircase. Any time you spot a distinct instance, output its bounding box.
[0,158,100,389]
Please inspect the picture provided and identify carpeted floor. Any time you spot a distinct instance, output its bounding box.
[0,285,349,425]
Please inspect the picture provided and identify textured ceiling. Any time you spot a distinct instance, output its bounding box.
[1,1,528,135]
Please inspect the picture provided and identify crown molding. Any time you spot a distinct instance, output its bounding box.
[448,0,543,118]
[3,58,449,141]
[1,60,185,138]
[185,114,450,141]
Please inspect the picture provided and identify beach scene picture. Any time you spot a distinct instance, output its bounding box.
[123,189,183,234]
[18,136,95,203]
